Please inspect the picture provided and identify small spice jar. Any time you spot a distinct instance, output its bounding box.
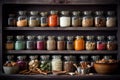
[74,36,85,51]
[106,11,116,27]
[82,11,93,27]
[107,36,117,50]
[52,55,62,71]
[60,11,70,27]
[57,36,65,50]
[29,11,39,27]
[48,10,58,27]
[66,36,74,50]
[8,14,16,27]
[40,12,48,27]
[15,35,25,50]
[17,11,27,27]
[40,55,51,71]
[47,36,56,50]
[72,11,81,27]
[5,36,14,50]
[97,36,106,50]
[95,11,106,27]
[26,35,36,50]
[37,36,46,50]
[86,36,96,50]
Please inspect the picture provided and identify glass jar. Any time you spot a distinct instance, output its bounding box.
[97,36,106,50]
[66,36,74,50]
[5,36,14,50]
[8,14,16,27]
[95,11,106,27]
[82,11,93,27]
[29,11,39,27]
[48,10,58,27]
[15,35,25,50]
[17,11,27,27]
[37,36,45,50]
[86,36,96,50]
[106,11,116,27]
[40,55,51,71]
[47,36,56,50]
[52,55,62,71]
[74,36,85,51]
[40,12,48,27]
[26,35,36,50]
[60,11,70,27]
[57,36,65,50]
[107,36,117,50]
[64,55,76,72]
[72,11,81,27]
[17,56,27,70]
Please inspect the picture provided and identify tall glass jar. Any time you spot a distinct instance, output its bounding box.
[107,36,117,50]
[57,36,65,50]
[47,36,56,50]
[15,35,25,50]
[40,12,48,27]
[82,11,93,27]
[86,36,96,50]
[66,36,74,50]
[48,10,58,27]
[72,11,81,27]
[95,11,106,27]
[40,55,51,71]
[74,36,85,51]
[8,14,16,27]
[5,36,14,50]
[37,36,45,50]
[97,36,106,50]
[60,11,70,27]
[52,55,62,71]
[106,11,116,27]
[17,11,27,27]
[29,11,39,27]
[26,35,36,50]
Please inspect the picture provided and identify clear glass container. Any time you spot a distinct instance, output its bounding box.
[40,12,48,27]
[57,36,65,50]
[37,36,45,50]
[66,36,74,50]
[97,36,106,50]
[5,36,14,50]
[47,36,56,50]
[8,14,16,27]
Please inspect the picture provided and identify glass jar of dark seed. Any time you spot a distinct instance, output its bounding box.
[40,12,48,27]
[8,14,16,27]
[66,36,74,50]
[57,36,65,50]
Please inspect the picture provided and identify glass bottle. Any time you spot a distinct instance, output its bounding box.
[29,11,39,27]
[47,36,56,50]
[82,11,93,27]
[15,35,25,50]
[95,11,106,27]
[107,36,117,50]
[40,55,51,71]
[66,36,74,50]
[5,36,14,50]
[52,55,62,71]
[26,35,36,50]
[8,14,16,27]
[106,11,116,27]
[57,36,65,50]
[97,36,106,50]
[74,36,85,51]
[48,10,58,27]
[37,36,45,50]
[60,11,70,27]
[17,11,27,27]
[86,36,96,50]
[40,12,48,27]
[72,11,81,27]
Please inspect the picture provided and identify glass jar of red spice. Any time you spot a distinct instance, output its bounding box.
[37,36,45,50]
[97,36,106,50]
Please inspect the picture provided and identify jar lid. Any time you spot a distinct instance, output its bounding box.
[16,35,24,40]
[72,11,80,16]
[76,36,84,39]
[107,11,115,16]
[107,35,116,40]
[7,55,14,61]
[57,36,64,40]
[7,36,13,40]
[52,55,61,59]
[48,36,55,39]
[40,12,48,16]
[91,55,100,61]
[61,11,69,15]
[103,55,112,60]
[50,10,58,14]
[18,11,27,15]
[95,11,104,15]
[97,36,105,40]
[67,36,74,40]
[64,55,76,61]
[40,55,50,60]
[17,56,26,60]
[86,36,94,40]
[80,55,88,61]
[30,11,38,15]
[83,11,92,15]
[27,35,35,40]
[29,55,38,60]
[37,36,45,40]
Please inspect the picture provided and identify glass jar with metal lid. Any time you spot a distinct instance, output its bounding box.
[37,36,46,50]
[5,36,14,50]
[82,11,93,27]
[60,11,70,27]
[95,11,106,27]
[17,11,27,27]
[66,36,74,50]
[47,36,56,50]
[97,36,106,50]
[8,14,16,27]
[57,36,65,50]
[29,11,39,27]
[40,12,48,27]
[106,11,116,27]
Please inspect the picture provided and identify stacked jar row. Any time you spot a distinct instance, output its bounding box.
[6,35,117,51]
[8,10,116,27]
